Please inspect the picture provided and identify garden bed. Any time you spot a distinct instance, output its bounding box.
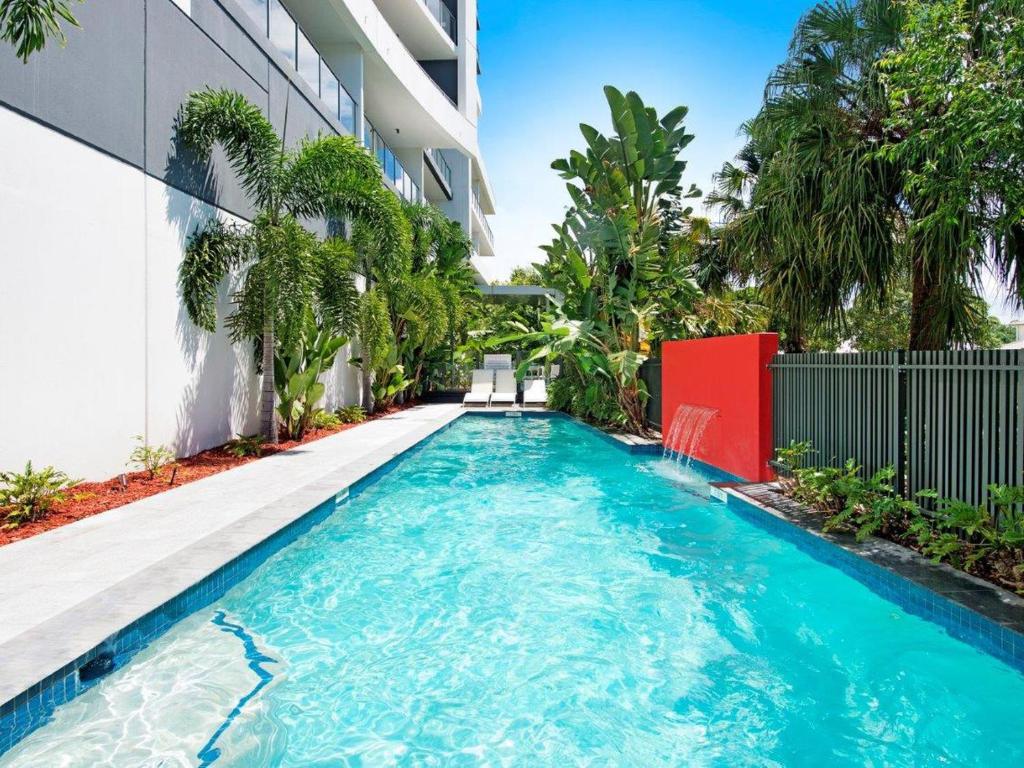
[0,403,413,548]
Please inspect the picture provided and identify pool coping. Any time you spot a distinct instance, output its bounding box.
[721,482,1024,672]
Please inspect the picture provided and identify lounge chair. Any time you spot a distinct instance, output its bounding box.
[463,370,493,406]
[522,378,547,407]
[490,370,518,407]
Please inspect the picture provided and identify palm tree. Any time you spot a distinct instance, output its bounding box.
[177,88,409,441]
[711,0,904,352]
[396,202,476,398]
[715,0,1024,351]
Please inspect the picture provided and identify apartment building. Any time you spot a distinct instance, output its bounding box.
[0,0,498,479]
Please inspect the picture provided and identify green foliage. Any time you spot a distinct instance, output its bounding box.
[336,405,367,424]
[510,86,718,434]
[1,0,81,62]
[350,202,476,411]
[370,345,413,409]
[712,0,1024,351]
[774,440,812,473]
[311,410,342,430]
[0,461,79,528]
[881,0,1024,341]
[178,88,406,440]
[357,289,392,374]
[274,313,347,440]
[225,433,264,458]
[502,267,542,286]
[127,436,175,479]
[784,445,1024,592]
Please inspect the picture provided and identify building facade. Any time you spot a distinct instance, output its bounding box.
[0,0,497,479]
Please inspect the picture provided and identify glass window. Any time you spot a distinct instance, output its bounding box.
[237,0,267,34]
[269,0,296,68]
[320,61,340,121]
[363,120,373,150]
[387,151,397,184]
[297,28,319,93]
[340,90,356,136]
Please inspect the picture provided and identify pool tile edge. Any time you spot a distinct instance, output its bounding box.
[722,484,1024,673]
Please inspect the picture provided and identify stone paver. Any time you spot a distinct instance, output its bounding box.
[0,404,463,706]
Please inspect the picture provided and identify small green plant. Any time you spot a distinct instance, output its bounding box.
[336,405,366,424]
[311,410,342,429]
[775,440,813,473]
[127,436,176,479]
[0,461,80,528]
[226,433,264,458]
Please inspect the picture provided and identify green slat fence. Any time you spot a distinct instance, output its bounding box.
[771,350,1024,518]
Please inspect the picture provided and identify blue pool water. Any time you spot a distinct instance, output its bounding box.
[5,415,1024,766]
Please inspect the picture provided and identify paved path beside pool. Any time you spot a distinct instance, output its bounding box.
[0,403,464,707]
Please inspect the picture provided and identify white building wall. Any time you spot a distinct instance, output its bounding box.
[0,107,363,480]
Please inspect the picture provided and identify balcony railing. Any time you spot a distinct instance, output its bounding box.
[364,120,422,204]
[426,148,453,189]
[422,0,457,44]
[239,0,356,136]
[472,187,494,245]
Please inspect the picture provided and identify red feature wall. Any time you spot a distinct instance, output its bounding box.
[661,333,779,482]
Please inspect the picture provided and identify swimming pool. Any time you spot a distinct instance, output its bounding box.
[3,414,1024,766]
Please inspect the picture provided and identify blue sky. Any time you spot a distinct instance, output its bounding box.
[475,0,812,282]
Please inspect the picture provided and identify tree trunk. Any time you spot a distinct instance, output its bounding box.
[261,322,279,443]
[909,257,945,351]
[361,357,375,414]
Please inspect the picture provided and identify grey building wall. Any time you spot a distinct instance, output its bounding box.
[0,0,351,222]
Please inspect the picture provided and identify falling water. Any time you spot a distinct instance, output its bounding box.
[663,404,719,468]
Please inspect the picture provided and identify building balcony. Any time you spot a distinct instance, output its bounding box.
[374,0,457,59]
[287,0,479,158]
[423,147,453,201]
[471,188,494,256]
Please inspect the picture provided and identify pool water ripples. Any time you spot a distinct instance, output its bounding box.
[4,416,1024,766]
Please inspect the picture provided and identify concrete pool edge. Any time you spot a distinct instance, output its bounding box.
[0,404,466,753]
[722,483,1024,673]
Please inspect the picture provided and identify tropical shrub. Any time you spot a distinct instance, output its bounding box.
[336,405,367,424]
[507,87,708,434]
[0,461,80,528]
[226,433,264,458]
[311,410,342,430]
[128,436,176,479]
[781,445,1024,592]
[178,88,407,441]
[274,313,347,440]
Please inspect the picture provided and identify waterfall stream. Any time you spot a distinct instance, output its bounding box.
[663,404,719,468]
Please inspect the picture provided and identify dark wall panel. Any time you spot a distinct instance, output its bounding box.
[146,0,269,219]
[0,0,145,167]
[419,60,458,106]
[192,0,270,89]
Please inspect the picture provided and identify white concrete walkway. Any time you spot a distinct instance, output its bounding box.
[0,404,463,706]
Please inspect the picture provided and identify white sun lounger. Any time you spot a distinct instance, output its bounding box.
[490,369,518,406]
[522,378,547,406]
[463,370,493,406]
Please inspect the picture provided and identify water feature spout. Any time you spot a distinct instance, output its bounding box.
[663,404,719,468]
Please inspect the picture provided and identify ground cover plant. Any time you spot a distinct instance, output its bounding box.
[0,461,80,529]
[776,442,1024,594]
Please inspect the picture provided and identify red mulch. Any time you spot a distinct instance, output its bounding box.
[0,403,414,547]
